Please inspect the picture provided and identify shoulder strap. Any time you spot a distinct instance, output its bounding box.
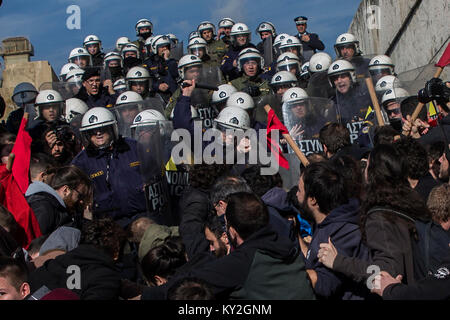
[367,207,416,223]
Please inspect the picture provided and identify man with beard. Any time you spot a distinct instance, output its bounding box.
[204,213,230,258]
[25,165,92,236]
[296,161,370,299]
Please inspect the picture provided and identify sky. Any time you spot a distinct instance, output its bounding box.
[0,0,362,74]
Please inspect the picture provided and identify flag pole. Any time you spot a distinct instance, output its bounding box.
[264,104,310,167]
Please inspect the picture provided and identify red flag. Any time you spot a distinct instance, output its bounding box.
[435,42,450,68]
[266,109,289,169]
[0,165,42,248]
[11,114,32,194]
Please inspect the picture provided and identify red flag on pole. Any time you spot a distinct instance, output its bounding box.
[435,42,450,68]
[0,165,42,248]
[11,113,32,194]
[266,109,289,170]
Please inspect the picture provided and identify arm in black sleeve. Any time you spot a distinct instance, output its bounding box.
[307,33,325,51]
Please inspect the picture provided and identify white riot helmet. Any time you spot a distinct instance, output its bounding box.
[116,91,143,106]
[189,31,200,42]
[327,59,356,86]
[116,37,131,52]
[214,106,251,130]
[274,33,289,48]
[177,54,203,79]
[276,52,301,74]
[104,52,123,68]
[230,23,251,46]
[35,90,65,121]
[68,47,92,68]
[256,21,276,37]
[151,35,171,55]
[83,35,102,52]
[226,92,255,110]
[65,68,85,85]
[166,34,178,45]
[334,33,361,58]
[270,71,298,91]
[375,75,400,93]
[237,49,264,72]
[381,88,410,107]
[79,107,119,148]
[279,36,303,58]
[135,19,153,37]
[130,109,169,139]
[282,87,309,103]
[300,62,310,79]
[188,37,208,57]
[60,63,79,81]
[369,55,395,77]
[65,98,89,123]
[212,84,238,105]
[197,21,216,38]
[218,18,235,29]
[121,43,140,59]
[113,79,127,94]
[309,52,332,73]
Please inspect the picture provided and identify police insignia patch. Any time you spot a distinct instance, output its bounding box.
[89,115,98,123]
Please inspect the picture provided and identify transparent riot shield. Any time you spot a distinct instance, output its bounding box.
[263,35,274,68]
[331,78,373,144]
[351,54,376,80]
[39,82,76,100]
[282,97,339,156]
[254,93,281,125]
[190,66,223,129]
[134,121,174,225]
[169,41,184,61]
[306,71,335,99]
[112,100,158,138]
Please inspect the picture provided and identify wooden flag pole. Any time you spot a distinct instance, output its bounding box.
[365,77,385,126]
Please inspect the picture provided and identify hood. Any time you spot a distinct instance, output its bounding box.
[39,226,81,255]
[261,187,298,217]
[319,198,360,228]
[240,224,299,263]
[25,181,66,208]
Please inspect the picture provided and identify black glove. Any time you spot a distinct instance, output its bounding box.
[243,85,261,97]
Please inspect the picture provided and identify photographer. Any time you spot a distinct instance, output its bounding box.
[42,125,81,165]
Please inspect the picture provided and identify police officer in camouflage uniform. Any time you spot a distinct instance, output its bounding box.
[197,21,227,66]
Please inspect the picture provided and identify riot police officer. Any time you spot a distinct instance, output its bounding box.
[72,107,148,228]
[83,35,105,67]
[198,21,227,65]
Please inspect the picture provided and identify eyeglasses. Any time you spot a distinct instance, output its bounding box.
[386,107,401,116]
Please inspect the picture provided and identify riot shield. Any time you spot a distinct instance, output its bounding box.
[112,100,156,138]
[263,35,274,68]
[254,93,281,125]
[189,66,223,128]
[331,78,374,144]
[351,54,376,80]
[169,40,184,61]
[134,121,174,225]
[306,71,335,99]
[282,97,339,156]
[39,82,76,100]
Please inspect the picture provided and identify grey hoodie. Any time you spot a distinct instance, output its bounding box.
[25,181,66,208]
[39,226,81,255]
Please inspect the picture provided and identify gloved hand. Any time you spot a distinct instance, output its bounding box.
[243,85,261,97]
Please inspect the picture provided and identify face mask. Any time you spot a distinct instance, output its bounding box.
[140,32,152,40]
[123,57,141,69]
[109,66,123,77]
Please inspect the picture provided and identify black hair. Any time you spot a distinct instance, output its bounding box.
[80,218,127,259]
[330,155,363,201]
[204,213,225,240]
[373,125,399,146]
[240,165,276,197]
[302,161,348,214]
[400,96,427,121]
[167,277,215,300]
[395,137,429,180]
[188,163,231,190]
[225,192,269,240]
[319,122,351,155]
[140,236,187,286]
[0,256,28,291]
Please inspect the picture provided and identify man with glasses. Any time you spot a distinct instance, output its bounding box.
[74,68,118,109]
[72,107,147,228]
[25,165,92,236]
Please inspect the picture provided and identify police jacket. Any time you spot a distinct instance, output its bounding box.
[74,85,118,109]
[295,32,325,61]
[142,55,178,95]
[91,52,105,67]
[71,137,146,223]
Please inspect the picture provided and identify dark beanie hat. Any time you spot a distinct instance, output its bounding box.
[82,67,100,81]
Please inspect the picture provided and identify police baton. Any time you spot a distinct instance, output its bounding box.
[365,77,385,126]
[404,66,445,137]
[263,104,310,167]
